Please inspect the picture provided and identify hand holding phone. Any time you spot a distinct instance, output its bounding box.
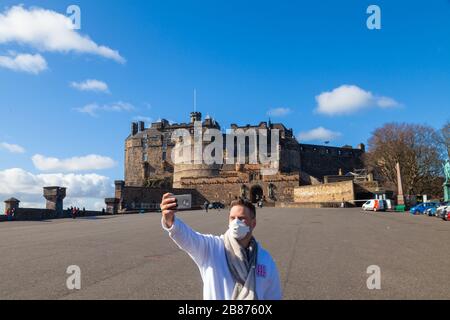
[161,193,177,228]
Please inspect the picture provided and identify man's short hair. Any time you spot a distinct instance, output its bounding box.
[230,197,256,219]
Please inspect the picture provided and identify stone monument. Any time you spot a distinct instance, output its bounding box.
[443,159,450,202]
[396,162,405,206]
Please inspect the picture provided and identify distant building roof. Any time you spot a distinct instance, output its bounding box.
[4,197,20,203]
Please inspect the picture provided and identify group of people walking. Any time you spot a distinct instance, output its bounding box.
[68,206,85,219]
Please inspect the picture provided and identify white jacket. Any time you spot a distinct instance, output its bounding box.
[162,217,282,300]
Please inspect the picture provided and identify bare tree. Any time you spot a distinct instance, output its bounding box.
[440,121,450,159]
[364,123,444,197]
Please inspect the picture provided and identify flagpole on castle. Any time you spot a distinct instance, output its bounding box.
[193,88,197,112]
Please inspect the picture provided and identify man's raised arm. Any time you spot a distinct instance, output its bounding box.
[160,193,214,267]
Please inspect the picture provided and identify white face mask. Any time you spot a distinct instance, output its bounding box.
[228,218,250,240]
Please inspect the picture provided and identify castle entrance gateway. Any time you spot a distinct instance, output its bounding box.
[250,185,263,203]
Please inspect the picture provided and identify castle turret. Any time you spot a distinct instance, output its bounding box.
[43,187,66,216]
[138,121,145,132]
[131,122,138,136]
[190,112,202,124]
[173,114,220,187]
[357,143,366,152]
[4,198,20,213]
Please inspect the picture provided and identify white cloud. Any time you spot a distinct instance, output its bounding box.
[267,107,292,117]
[0,5,125,63]
[32,154,117,172]
[75,101,135,117]
[74,103,99,117]
[104,102,135,112]
[0,52,47,74]
[297,127,342,142]
[376,96,399,108]
[315,85,399,115]
[0,168,113,212]
[70,79,109,93]
[0,142,25,153]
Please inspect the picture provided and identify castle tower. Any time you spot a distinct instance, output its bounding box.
[172,138,221,188]
[105,198,120,215]
[43,187,66,216]
[4,198,20,213]
[173,113,220,188]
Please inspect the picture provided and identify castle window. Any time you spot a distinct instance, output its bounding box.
[143,153,148,162]
[162,151,167,161]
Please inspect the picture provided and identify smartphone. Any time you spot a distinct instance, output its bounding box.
[173,194,192,210]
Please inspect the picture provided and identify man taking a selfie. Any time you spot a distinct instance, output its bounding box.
[160,193,282,300]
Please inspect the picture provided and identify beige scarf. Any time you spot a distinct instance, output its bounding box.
[223,230,258,300]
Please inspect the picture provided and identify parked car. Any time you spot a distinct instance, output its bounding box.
[362,199,386,212]
[436,202,450,219]
[426,202,448,216]
[426,207,437,216]
[409,202,439,215]
[443,208,449,221]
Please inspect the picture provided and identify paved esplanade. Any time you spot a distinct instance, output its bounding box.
[0,208,449,300]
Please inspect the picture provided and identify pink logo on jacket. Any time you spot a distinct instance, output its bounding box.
[256,264,267,278]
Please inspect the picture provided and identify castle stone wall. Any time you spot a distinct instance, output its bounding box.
[117,185,207,211]
[294,181,355,203]
[299,144,364,180]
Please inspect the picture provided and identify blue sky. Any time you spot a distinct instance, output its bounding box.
[0,0,449,210]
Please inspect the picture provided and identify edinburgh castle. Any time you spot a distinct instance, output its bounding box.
[105,112,370,213]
